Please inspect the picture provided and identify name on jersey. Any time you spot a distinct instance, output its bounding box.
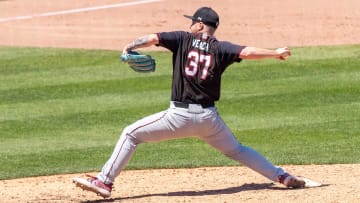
[192,39,209,52]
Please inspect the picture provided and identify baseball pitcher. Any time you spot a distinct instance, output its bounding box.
[73,7,320,198]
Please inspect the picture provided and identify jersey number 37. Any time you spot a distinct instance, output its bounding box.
[185,51,212,80]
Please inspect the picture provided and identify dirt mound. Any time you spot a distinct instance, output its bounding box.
[1,165,360,202]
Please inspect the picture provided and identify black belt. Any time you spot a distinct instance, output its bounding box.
[173,101,214,108]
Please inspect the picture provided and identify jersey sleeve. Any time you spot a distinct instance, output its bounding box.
[218,41,246,63]
[156,31,188,53]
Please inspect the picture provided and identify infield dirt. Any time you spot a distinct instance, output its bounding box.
[0,0,359,202]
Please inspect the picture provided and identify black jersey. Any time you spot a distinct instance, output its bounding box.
[157,31,245,106]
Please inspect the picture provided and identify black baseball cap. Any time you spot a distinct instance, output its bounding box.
[184,7,219,28]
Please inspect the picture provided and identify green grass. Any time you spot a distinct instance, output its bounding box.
[1,45,359,180]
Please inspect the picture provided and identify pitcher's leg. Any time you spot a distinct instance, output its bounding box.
[97,129,137,184]
[97,108,195,184]
[200,114,285,182]
[226,144,285,182]
[96,110,169,184]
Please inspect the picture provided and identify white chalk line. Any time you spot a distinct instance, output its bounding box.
[0,0,161,23]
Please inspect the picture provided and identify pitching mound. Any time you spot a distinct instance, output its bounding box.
[1,164,360,202]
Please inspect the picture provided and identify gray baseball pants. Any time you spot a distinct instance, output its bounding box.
[97,101,285,184]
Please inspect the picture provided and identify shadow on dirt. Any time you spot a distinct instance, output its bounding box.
[82,182,278,203]
[81,182,331,202]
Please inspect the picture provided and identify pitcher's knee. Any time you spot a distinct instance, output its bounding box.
[122,126,143,145]
[223,144,246,160]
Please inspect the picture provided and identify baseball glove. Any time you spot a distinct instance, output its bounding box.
[121,51,156,73]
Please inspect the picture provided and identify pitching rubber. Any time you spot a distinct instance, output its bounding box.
[303,177,322,187]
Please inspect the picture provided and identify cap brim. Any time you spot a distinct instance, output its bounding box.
[183,15,195,20]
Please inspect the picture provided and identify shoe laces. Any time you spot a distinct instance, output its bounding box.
[85,174,97,181]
